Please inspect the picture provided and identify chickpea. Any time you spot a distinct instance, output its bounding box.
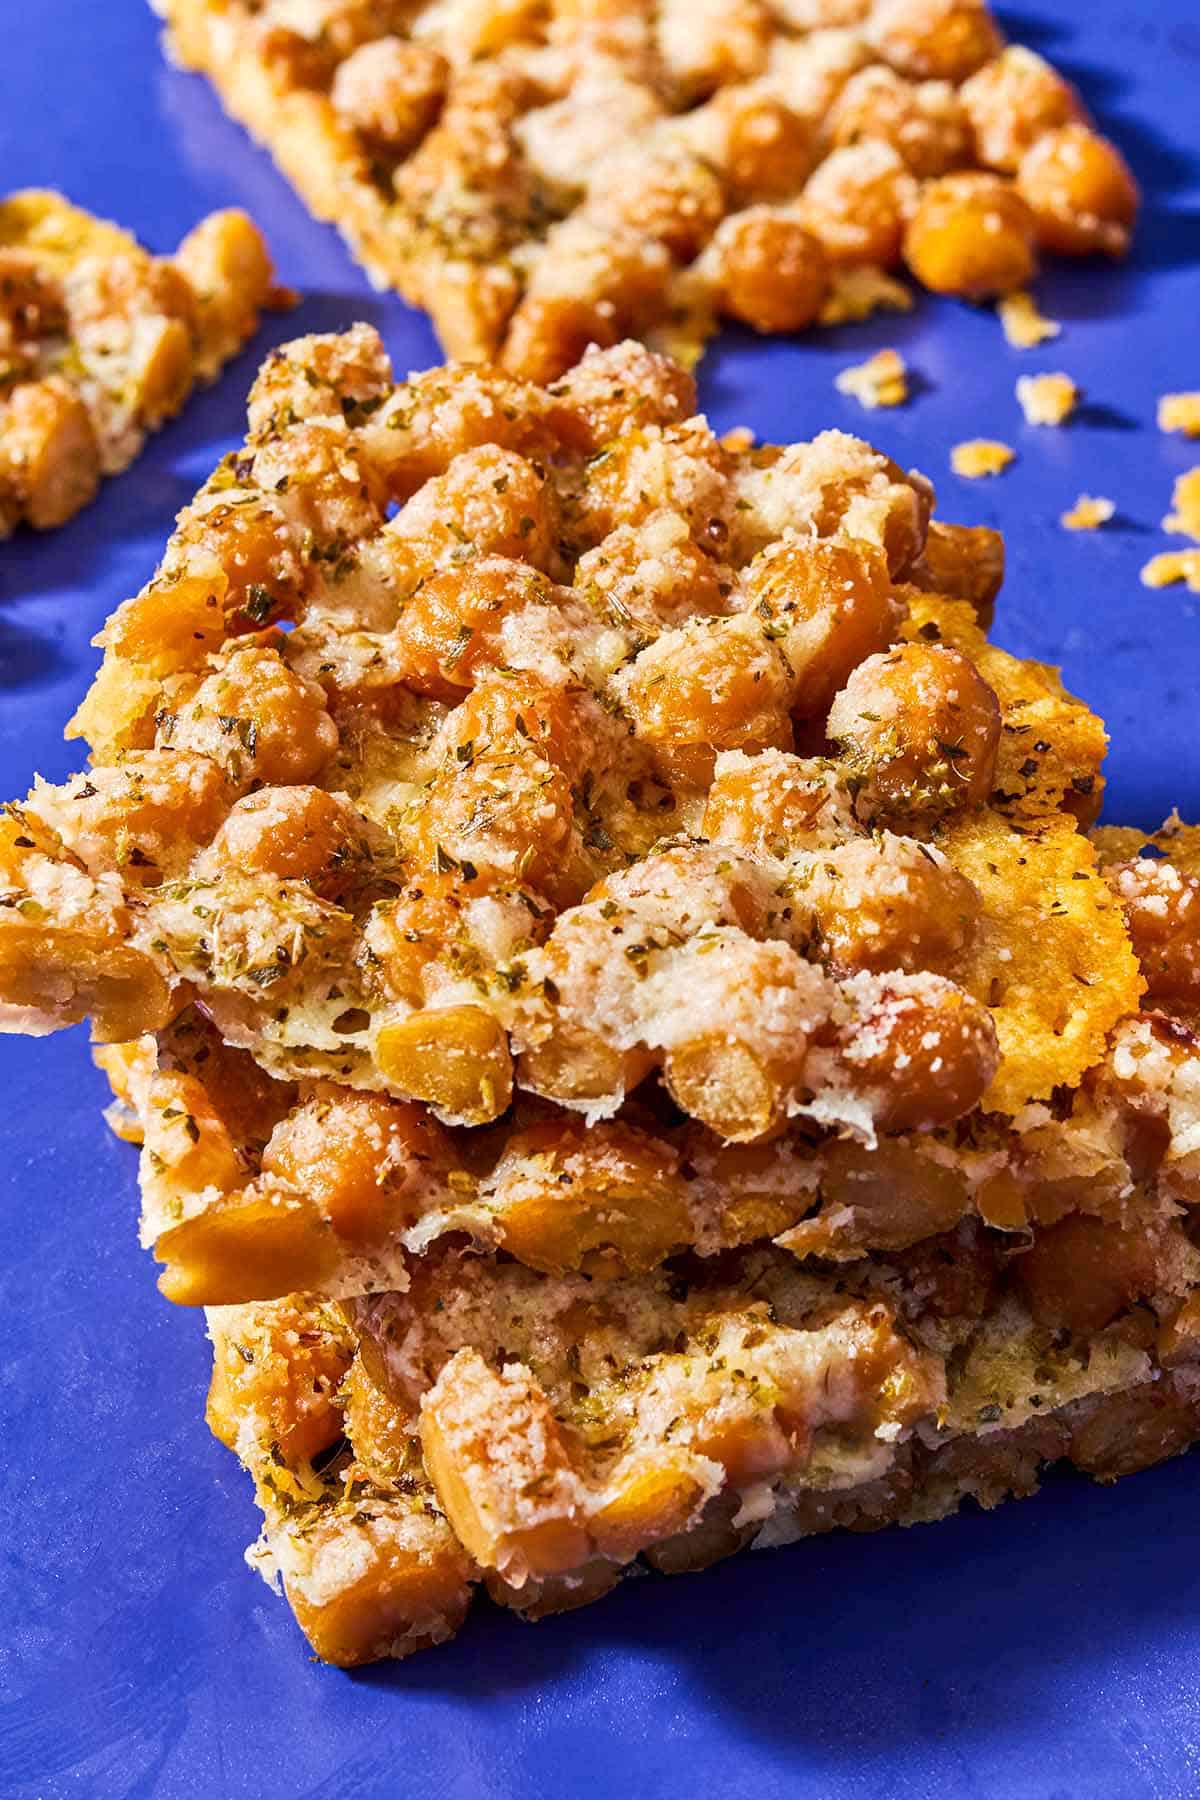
[0,377,99,531]
[501,223,674,385]
[782,1138,970,1258]
[262,1084,454,1244]
[362,876,510,1009]
[500,294,621,389]
[249,421,388,552]
[172,209,277,378]
[801,142,919,268]
[419,743,586,904]
[867,0,1004,84]
[1110,859,1200,1005]
[444,670,589,779]
[544,340,697,455]
[330,37,448,155]
[576,512,730,637]
[703,749,857,855]
[714,208,831,335]
[828,66,971,180]
[618,613,794,786]
[363,361,552,501]
[34,751,229,882]
[586,147,726,262]
[246,321,394,442]
[206,1298,352,1466]
[395,557,556,700]
[1014,1214,1157,1333]
[374,1003,514,1125]
[391,445,562,576]
[836,969,1000,1129]
[797,832,981,973]
[517,1028,655,1109]
[1016,124,1138,258]
[565,418,732,548]
[903,171,1037,298]
[708,89,817,204]
[199,787,372,892]
[960,46,1084,174]
[656,0,771,100]
[828,642,1001,822]
[164,644,339,788]
[908,519,1004,628]
[740,535,900,718]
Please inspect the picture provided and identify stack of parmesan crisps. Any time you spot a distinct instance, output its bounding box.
[4,325,1200,1666]
[155,0,1139,373]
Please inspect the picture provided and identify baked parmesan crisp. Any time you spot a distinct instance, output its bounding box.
[1164,468,1200,541]
[1158,394,1200,439]
[153,0,1138,373]
[1017,372,1078,426]
[997,288,1060,348]
[1061,495,1114,531]
[952,438,1014,477]
[0,189,285,535]
[1142,550,1200,593]
[835,347,909,409]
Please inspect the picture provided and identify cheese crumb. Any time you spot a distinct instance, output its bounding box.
[1141,550,1200,593]
[952,439,1015,479]
[1158,394,1200,439]
[834,348,909,410]
[1017,372,1079,427]
[1164,468,1200,542]
[818,265,914,327]
[1061,495,1115,531]
[998,290,1061,349]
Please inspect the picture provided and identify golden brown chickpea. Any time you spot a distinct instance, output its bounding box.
[1014,1214,1157,1333]
[206,1298,352,1466]
[393,445,561,576]
[396,557,556,700]
[262,1084,454,1244]
[544,341,698,455]
[164,644,339,789]
[171,490,305,631]
[330,37,448,155]
[836,969,1000,1129]
[903,172,1037,298]
[908,519,1004,628]
[797,833,981,973]
[35,751,229,883]
[867,0,1004,84]
[446,670,590,779]
[710,89,817,203]
[0,377,99,530]
[827,641,1001,822]
[740,535,900,718]
[715,209,831,335]
[249,421,388,551]
[576,514,730,637]
[618,614,794,785]
[586,147,726,261]
[828,65,971,180]
[501,295,621,387]
[1016,124,1138,257]
[801,143,918,268]
[1110,859,1200,1005]
[200,787,371,892]
[703,749,857,855]
[959,46,1084,174]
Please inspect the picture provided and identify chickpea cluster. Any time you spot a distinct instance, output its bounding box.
[160,0,1138,373]
[4,323,1174,1330]
[0,191,282,535]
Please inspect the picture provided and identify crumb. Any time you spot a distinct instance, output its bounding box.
[952,440,1016,479]
[1061,495,1115,531]
[1017,373,1079,427]
[1163,468,1200,542]
[998,291,1061,349]
[818,266,914,328]
[1158,394,1200,439]
[1141,550,1200,593]
[835,348,909,410]
[719,426,756,453]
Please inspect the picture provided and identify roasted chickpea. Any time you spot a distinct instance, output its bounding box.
[828,65,971,180]
[396,557,556,699]
[206,1298,352,1466]
[1014,1214,1157,1333]
[330,37,448,155]
[501,294,621,388]
[908,519,1004,628]
[867,0,1004,84]
[709,89,816,203]
[740,535,900,718]
[1016,124,1138,257]
[801,143,918,268]
[618,614,794,785]
[393,445,561,576]
[0,376,99,531]
[960,46,1084,173]
[798,833,981,973]
[200,787,372,892]
[656,0,771,99]
[827,642,1001,822]
[34,751,229,883]
[586,147,726,262]
[262,1084,454,1243]
[903,172,1037,298]
[544,341,697,454]
[1111,859,1200,1004]
[577,512,730,637]
[165,645,339,789]
[837,969,1000,1129]
[715,208,830,334]
[703,749,857,854]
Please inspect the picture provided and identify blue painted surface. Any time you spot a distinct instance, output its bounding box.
[1,3,1199,1795]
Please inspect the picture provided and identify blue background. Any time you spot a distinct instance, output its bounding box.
[2,3,1199,1795]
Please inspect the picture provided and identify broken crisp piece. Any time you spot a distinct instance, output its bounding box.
[1141,551,1200,594]
[1017,372,1079,426]
[952,438,1015,477]
[0,189,285,535]
[1164,468,1200,541]
[154,0,1137,374]
[1062,495,1115,531]
[1159,394,1200,439]
[997,289,1061,349]
[835,347,909,410]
